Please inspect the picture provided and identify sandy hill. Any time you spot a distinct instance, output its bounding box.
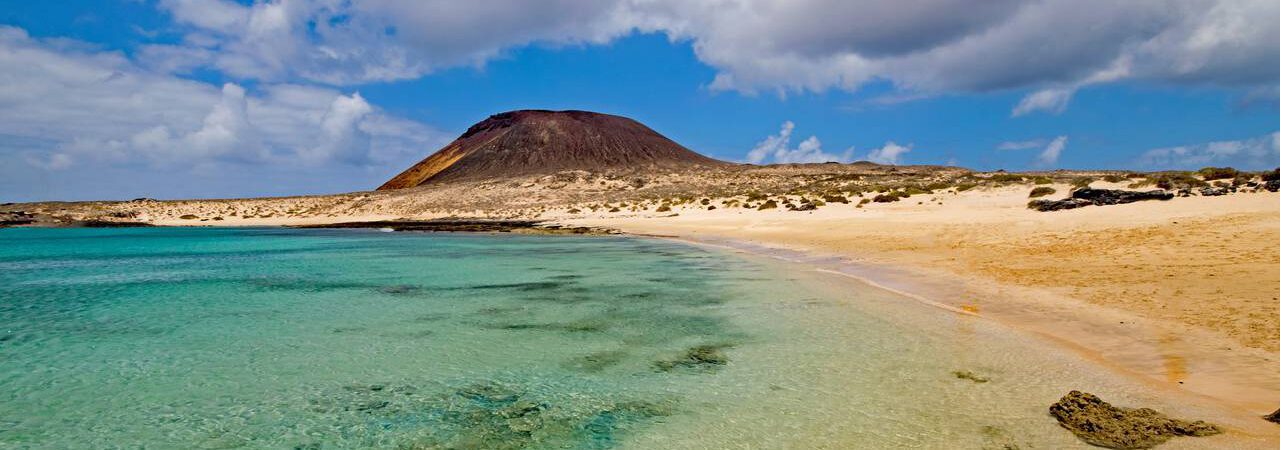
[378,110,727,189]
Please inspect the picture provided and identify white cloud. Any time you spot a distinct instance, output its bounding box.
[306,92,374,164]
[0,26,446,200]
[147,0,1280,114]
[746,121,854,164]
[865,142,911,165]
[1012,88,1074,117]
[1137,131,1280,169]
[747,121,913,165]
[997,139,1048,151]
[23,152,73,171]
[1037,136,1068,166]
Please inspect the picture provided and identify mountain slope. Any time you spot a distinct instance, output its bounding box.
[378,110,725,189]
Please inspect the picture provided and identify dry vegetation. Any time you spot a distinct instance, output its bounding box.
[3,163,1277,226]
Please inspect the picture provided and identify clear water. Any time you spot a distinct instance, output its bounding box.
[0,228,1242,449]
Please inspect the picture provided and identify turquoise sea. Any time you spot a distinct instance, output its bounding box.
[0,228,1225,449]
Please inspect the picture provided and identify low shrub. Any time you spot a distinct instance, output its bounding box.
[1028,186,1056,198]
[1197,166,1239,181]
[179,214,198,220]
[872,193,901,203]
[902,186,929,196]
[757,200,778,210]
[988,173,1024,183]
[1153,172,1209,190]
[923,181,953,191]
[655,205,671,212]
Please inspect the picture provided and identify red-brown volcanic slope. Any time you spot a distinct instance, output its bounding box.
[378,110,727,189]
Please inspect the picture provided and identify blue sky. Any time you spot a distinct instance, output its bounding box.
[2,0,1278,201]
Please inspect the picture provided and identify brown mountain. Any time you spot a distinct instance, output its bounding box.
[378,110,726,189]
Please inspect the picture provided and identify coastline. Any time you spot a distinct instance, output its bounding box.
[6,183,1279,438]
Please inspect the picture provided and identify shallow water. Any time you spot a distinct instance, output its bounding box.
[0,228,1248,448]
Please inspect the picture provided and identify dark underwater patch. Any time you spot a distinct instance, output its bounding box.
[465,281,571,292]
[305,380,676,449]
[654,343,735,373]
[563,350,629,373]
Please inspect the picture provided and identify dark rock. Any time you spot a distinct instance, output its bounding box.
[1071,188,1174,205]
[791,202,817,211]
[1049,391,1222,449]
[1029,188,1173,212]
[1265,180,1280,192]
[1199,187,1230,197]
[1265,407,1280,424]
[1028,198,1093,212]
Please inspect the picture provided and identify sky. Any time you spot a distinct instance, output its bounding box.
[2,0,1278,202]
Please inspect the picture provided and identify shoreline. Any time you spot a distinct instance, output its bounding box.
[646,232,1280,445]
[659,233,1278,403]
[6,184,1278,434]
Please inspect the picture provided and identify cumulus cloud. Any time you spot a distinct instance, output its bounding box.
[1037,136,1068,166]
[1137,131,1280,169]
[0,26,445,200]
[865,142,911,165]
[746,121,854,164]
[746,121,912,165]
[149,0,1280,113]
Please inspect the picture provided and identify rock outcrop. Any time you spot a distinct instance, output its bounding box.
[1029,188,1174,212]
[1049,391,1222,449]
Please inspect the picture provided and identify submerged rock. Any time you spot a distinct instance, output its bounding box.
[1029,188,1173,212]
[654,344,732,372]
[952,370,990,383]
[1049,391,1222,449]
